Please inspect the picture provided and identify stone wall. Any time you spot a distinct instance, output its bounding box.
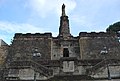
[0,45,9,66]
[92,65,120,78]
[51,37,80,60]
[0,39,8,46]
[8,33,52,61]
[7,68,48,80]
[0,43,8,80]
[79,32,120,59]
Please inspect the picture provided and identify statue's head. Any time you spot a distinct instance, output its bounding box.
[62,3,65,9]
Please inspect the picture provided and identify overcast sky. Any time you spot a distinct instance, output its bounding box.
[0,0,120,44]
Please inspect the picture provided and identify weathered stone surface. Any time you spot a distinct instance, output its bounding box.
[0,45,9,65]
[79,33,120,59]
[51,38,80,60]
[8,33,52,61]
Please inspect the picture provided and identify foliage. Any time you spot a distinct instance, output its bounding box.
[106,21,120,33]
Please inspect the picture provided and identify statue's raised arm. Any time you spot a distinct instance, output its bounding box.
[62,4,66,16]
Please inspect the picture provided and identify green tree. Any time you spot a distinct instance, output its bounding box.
[106,21,120,33]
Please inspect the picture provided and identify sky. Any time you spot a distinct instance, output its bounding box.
[0,0,120,44]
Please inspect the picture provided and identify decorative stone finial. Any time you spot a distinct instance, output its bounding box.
[62,4,66,16]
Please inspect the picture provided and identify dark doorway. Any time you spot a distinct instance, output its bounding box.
[63,48,69,57]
